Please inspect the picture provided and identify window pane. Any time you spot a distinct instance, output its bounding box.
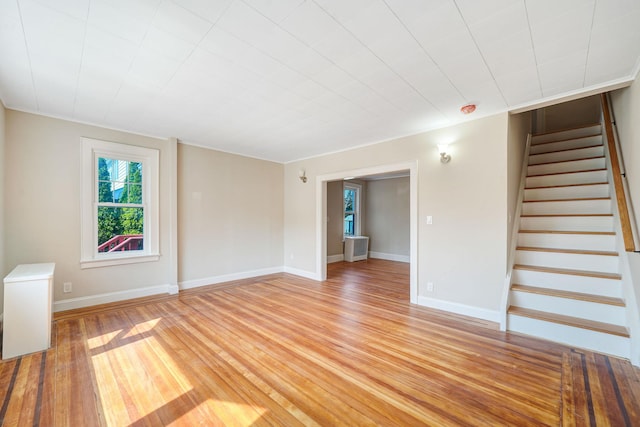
[344,189,355,212]
[98,157,143,204]
[123,162,143,203]
[344,213,354,235]
[97,207,144,252]
[98,158,116,202]
[126,183,143,204]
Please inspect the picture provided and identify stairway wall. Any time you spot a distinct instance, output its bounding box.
[533,95,602,134]
[611,82,640,318]
[507,112,532,252]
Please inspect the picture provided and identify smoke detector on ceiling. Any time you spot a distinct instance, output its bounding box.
[460,104,476,114]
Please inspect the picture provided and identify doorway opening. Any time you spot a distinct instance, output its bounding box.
[315,161,418,304]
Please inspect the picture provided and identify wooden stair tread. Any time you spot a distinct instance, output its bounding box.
[530,143,603,156]
[520,213,612,217]
[527,168,607,178]
[529,155,604,167]
[531,134,602,147]
[525,182,608,190]
[513,264,621,280]
[516,246,618,256]
[531,123,601,138]
[507,306,629,337]
[518,230,615,235]
[511,284,625,306]
[523,197,610,203]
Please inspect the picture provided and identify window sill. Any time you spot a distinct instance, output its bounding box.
[80,253,160,269]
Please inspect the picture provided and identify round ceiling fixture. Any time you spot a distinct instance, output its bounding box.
[460,104,476,115]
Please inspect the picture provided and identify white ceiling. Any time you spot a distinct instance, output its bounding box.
[1,0,639,163]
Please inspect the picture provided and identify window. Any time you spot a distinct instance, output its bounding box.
[81,138,159,268]
[344,183,361,237]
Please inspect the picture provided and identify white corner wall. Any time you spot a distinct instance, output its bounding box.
[177,144,284,289]
[4,110,176,311]
[284,113,510,320]
[0,101,5,313]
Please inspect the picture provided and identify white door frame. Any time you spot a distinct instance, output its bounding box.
[315,161,418,304]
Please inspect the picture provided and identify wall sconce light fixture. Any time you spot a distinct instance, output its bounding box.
[437,144,451,163]
[299,169,307,183]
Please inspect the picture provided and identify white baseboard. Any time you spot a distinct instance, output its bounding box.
[368,251,410,263]
[327,254,344,263]
[284,266,321,281]
[417,296,500,323]
[179,267,284,290]
[54,284,173,312]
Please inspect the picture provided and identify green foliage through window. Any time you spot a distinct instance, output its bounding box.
[97,157,144,251]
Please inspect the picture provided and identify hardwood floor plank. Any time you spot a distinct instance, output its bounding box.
[136,302,301,426]
[189,294,429,426]
[1,259,639,425]
[219,283,557,425]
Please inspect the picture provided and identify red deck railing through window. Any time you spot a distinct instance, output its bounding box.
[98,234,143,252]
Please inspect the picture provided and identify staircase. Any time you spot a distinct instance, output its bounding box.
[507,123,631,358]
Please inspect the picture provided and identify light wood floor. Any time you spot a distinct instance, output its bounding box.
[1,259,639,426]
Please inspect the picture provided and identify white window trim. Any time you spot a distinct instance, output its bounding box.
[80,137,160,269]
[344,182,362,238]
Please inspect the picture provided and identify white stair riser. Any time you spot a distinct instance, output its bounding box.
[521,199,612,215]
[524,184,609,201]
[515,251,619,273]
[507,314,630,359]
[510,292,626,325]
[529,146,604,165]
[526,170,607,188]
[529,135,602,155]
[528,158,605,176]
[531,125,601,144]
[512,269,622,297]
[517,233,617,251]
[520,216,614,232]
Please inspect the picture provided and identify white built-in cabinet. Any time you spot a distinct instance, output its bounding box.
[2,263,55,359]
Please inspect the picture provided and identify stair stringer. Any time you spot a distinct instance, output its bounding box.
[602,116,640,366]
[500,133,532,331]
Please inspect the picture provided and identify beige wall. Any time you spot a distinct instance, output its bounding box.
[0,102,5,312]
[365,177,410,259]
[285,113,510,316]
[534,95,601,133]
[4,110,175,311]
[326,180,343,258]
[177,144,283,286]
[611,82,640,315]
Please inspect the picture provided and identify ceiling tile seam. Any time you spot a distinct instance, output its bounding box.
[71,1,92,118]
[101,1,165,124]
[311,0,444,117]
[237,0,401,116]
[298,0,430,114]
[381,0,464,113]
[452,0,508,106]
[16,0,39,110]
[523,0,544,98]
[581,0,597,87]
[140,1,233,124]
[238,0,398,118]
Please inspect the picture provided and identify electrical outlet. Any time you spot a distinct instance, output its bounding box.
[63,282,72,293]
[426,216,433,225]
[427,282,434,292]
